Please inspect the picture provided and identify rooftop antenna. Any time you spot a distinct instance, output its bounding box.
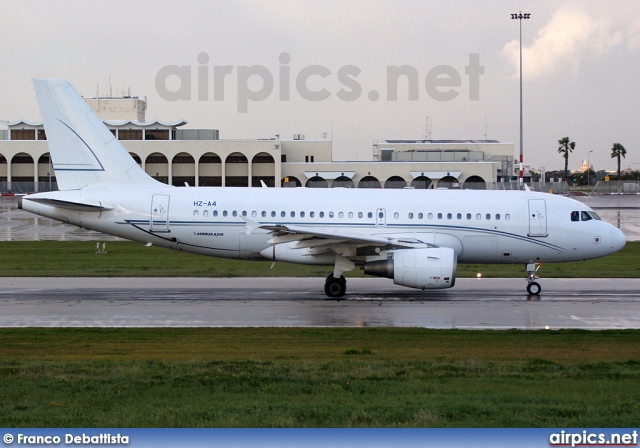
[484,116,488,140]
[108,75,112,97]
[424,115,432,140]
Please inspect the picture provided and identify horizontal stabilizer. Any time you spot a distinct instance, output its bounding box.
[23,197,113,212]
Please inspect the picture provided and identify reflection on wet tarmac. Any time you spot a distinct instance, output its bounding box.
[1,194,639,242]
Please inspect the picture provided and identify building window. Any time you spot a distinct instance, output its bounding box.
[118,129,143,140]
[10,129,36,140]
[145,129,169,140]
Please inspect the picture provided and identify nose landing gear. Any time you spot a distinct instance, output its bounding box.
[526,263,541,295]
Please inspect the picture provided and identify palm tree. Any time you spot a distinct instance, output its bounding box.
[610,143,627,182]
[558,137,576,184]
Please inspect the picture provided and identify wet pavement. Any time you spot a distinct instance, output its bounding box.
[1,277,639,329]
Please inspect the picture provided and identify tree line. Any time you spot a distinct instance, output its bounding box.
[556,137,631,185]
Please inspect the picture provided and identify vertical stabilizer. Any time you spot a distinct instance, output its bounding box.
[33,78,164,191]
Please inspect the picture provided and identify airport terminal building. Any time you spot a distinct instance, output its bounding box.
[0,95,517,193]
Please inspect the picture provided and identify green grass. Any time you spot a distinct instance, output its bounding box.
[1,328,640,427]
[0,241,638,278]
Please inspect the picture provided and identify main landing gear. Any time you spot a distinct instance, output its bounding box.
[325,274,346,298]
[526,263,541,295]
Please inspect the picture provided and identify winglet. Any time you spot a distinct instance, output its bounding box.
[241,216,262,235]
[260,180,268,188]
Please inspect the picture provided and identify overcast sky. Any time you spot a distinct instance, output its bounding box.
[1,0,638,171]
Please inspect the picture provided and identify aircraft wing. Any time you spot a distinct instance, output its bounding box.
[256,222,432,250]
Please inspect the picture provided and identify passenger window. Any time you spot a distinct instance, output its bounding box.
[486,213,491,220]
[581,211,592,221]
[329,212,334,218]
[428,213,433,219]
[203,210,209,217]
[418,213,423,219]
[438,213,442,219]
[320,212,325,218]
[476,213,481,220]
[447,213,452,220]
[194,210,199,217]
[281,211,286,217]
[496,214,500,220]
[571,211,580,222]
[505,214,510,220]
[408,212,413,219]
[261,211,266,217]
[394,212,399,219]
[291,211,295,218]
[252,211,257,217]
[271,211,276,218]
[213,210,218,217]
[466,213,471,220]
[358,212,363,218]
[310,211,315,218]
[242,211,247,217]
[348,212,353,218]
[339,212,344,218]
[232,211,238,217]
[223,210,228,217]
[301,211,305,218]
[368,212,373,218]
[457,213,462,220]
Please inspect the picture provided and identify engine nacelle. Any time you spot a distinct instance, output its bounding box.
[364,247,457,290]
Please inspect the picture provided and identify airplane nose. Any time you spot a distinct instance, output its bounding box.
[610,227,626,253]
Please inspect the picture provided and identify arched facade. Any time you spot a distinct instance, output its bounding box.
[463,175,486,190]
[251,152,276,187]
[438,175,459,189]
[225,152,249,187]
[332,175,354,188]
[411,175,432,189]
[172,152,196,187]
[198,153,222,187]
[10,153,34,182]
[145,152,169,184]
[384,175,406,189]
[282,176,302,188]
[358,176,381,189]
[305,176,328,188]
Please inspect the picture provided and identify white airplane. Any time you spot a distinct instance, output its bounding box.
[20,79,626,297]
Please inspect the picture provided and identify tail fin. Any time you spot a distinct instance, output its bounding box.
[33,78,164,191]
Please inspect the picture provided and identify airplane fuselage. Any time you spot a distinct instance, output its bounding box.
[22,187,625,266]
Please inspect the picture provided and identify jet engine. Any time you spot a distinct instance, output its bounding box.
[364,247,457,289]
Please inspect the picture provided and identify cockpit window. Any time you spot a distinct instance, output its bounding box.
[571,211,580,222]
[581,211,592,221]
[589,211,601,220]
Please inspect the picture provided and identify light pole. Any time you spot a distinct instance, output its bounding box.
[511,11,531,189]
[587,150,593,187]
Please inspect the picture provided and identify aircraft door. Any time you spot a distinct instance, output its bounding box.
[151,194,170,232]
[376,208,386,227]
[528,199,547,236]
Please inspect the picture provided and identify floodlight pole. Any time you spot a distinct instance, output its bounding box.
[511,11,530,189]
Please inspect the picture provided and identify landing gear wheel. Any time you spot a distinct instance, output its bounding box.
[324,275,346,298]
[527,281,541,295]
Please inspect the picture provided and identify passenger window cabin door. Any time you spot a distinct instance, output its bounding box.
[151,194,170,232]
[376,208,386,227]
[528,199,547,236]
